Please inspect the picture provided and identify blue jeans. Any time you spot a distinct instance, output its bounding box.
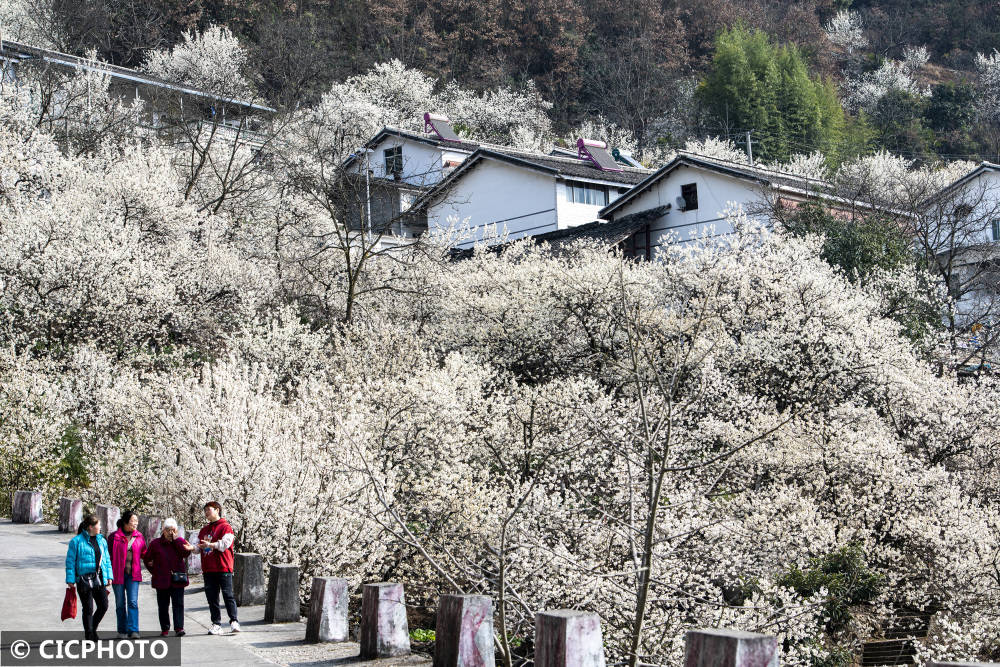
[113,573,140,633]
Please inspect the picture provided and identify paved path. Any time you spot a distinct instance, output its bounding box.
[0,520,430,667]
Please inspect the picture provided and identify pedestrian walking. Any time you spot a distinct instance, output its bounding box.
[109,510,146,638]
[143,518,196,637]
[198,501,240,635]
[65,514,112,640]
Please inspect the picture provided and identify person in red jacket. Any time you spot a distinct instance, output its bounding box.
[198,501,239,635]
[109,511,146,639]
[143,518,196,637]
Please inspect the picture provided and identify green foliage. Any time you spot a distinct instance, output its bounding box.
[697,25,847,163]
[778,544,883,631]
[924,83,982,157]
[410,628,436,642]
[57,424,90,489]
[870,89,933,157]
[781,203,914,279]
[925,83,976,133]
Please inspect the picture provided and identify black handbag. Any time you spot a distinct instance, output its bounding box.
[76,538,104,589]
[170,541,189,585]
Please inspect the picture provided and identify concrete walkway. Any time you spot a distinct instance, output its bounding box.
[0,520,430,667]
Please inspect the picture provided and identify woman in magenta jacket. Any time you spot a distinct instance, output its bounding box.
[143,518,196,637]
[109,511,146,638]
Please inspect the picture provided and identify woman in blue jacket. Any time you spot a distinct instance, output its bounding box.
[65,514,113,640]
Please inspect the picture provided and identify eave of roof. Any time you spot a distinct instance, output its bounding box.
[925,161,1000,205]
[365,126,480,152]
[599,152,834,219]
[340,126,478,171]
[448,205,671,260]
[1,39,275,112]
[413,146,650,211]
[531,205,671,246]
[597,152,913,219]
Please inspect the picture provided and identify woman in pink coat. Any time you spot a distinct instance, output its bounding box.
[109,511,146,638]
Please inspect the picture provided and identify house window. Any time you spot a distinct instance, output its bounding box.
[993,219,1000,241]
[681,183,698,211]
[567,180,609,206]
[384,146,403,175]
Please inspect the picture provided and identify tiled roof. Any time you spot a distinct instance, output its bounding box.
[600,152,833,218]
[365,128,650,185]
[530,206,670,247]
[365,127,480,153]
[414,145,652,211]
[475,146,652,185]
[449,206,668,260]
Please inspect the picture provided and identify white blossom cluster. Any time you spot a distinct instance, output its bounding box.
[142,25,256,100]
[974,50,1000,124]
[824,10,868,55]
[292,59,554,166]
[843,48,931,115]
[1,55,1000,667]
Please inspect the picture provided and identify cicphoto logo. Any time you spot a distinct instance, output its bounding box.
[0,632,180,666]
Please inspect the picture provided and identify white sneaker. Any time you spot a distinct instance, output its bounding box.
[230,621,241,633]
[117,633,127,639]
[128,632,140,639]
[208,624,223,635]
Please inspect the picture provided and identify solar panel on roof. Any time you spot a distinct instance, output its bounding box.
[612,148,643,168]
[424,112,463,142]
[577,138,623,172]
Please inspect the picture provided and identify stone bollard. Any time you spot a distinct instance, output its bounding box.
[12,490,43,524]
[95,504,120,537]
[535,610,606,667]
[185,530,202,575]
[305,577,350,643]
[684,629,779,667]
[234,553,267,606]
[58,498,82,532]
[138,514,163,539]
[360,582,410,659]
[58,498,84,533]
[264,564,300,623]
[434,594,495,667]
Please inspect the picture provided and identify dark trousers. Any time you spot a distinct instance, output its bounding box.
[203,572,238,624]
[78,584,109,636]
[156,587,185,632]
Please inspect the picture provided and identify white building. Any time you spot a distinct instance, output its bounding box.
[417,141,651,249]
[340,117,481,240]
[923,162,1000,353]
[348,121,478,189]
[597,152,846,258]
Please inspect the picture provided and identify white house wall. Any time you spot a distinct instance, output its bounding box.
[365,136,471,187]
[947,169,1000,247]
[934,168,1000,329]
[613,166,770,251]
[427,160,557,247]
[555,180,630,229]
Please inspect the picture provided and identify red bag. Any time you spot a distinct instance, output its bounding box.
[61,587,77,621]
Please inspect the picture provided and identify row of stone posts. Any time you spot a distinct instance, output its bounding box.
[19,496,998,667]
